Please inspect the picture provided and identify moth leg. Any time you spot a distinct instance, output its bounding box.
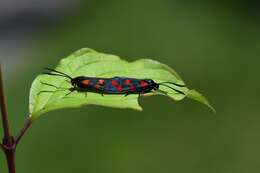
[124,93,129,97]
[100,88,105,96]
[85,92,88,98]
[138,91,147,97]
[65,88,76,96]
[138,92,144,97]
[65,91,73,96]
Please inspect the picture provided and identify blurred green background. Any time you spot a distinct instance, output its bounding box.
[0,0,260,172]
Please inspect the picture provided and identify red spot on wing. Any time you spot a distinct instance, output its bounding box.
[124,79,132,85]
[98,79,105,85]
[82,79,90,85]
[130,85,135,91]
[111,80,118,86]
[95,84,101,89]
[140,81,148,87]
[117,85,123,92]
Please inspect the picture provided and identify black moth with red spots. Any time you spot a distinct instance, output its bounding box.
[41,68,185,96]
[71,76,159,95]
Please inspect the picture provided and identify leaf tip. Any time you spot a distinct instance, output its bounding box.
[186,89,216,113]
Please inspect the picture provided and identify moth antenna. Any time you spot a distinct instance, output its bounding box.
[158,82,185,87]
[40,81,70,90]
[44,67,72,79]
[42,72,70,79]
[159,83,185,95]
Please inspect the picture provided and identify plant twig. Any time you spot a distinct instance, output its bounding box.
[15,117,32,145]
[0,64,16,173]
[0,65,12,146]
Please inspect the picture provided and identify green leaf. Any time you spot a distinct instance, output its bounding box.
[186,89,216,113]
[29,48,214,120]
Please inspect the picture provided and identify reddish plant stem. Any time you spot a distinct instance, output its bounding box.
[0,65,16,173]
[0,65,12,146]
[14,118,32,146]
[3,144,16,173]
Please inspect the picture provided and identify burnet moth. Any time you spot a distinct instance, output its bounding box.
[39,68,186,97]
